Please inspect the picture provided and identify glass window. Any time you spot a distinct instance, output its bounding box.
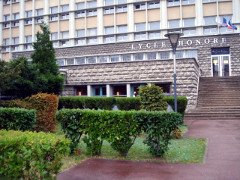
[13,13,20,20]
[110,55,119,62]
[113,85,127,97]
[117,0,127,4]
[25,36,32,43]
[53,41,58,47]
[87,57,96,64]
[4,0,11,5]
[12,21,19,27]
[149,32,160,39]
[50,6,58,14]
[36,17,43,23]
[183,18,195,27]
[122,54,131,62]
[220,27,234,33]
[204,16,216,25]
[76,29,85,37]
[61,31,69,38]
[117,34,128,41]
[12,46,19,51]
[76,38,86,45]
[116,6,127,13]
[76,57,86,64]
[76,86,87,96]
[57,59,65,66]
[25,19,32,25]
[135,33,146,40]
[134,53,144,61]
[105,26,114,34]
[25,44,33,50]
[3,38,10,46]
[159,52,170,59]
[76,11,85,18]
[25,11,32,18]
[51,33,58,40]
[4,14,10,21]
[168,0,180,6]
[4,23,10,28]
[183,29,196,36]
[117,25,127,33]
[148,2,160,9]
[50,15,58,21]
[135,3,146,10]
[87,1,97,8]
[60,40,70,46]
[12,0,20,3]
[76,2,85,10]
[60,13,69,20]
[105,0,114,6]
[61,5,69,12]
[66,58,74,65]
[169,19,180,28]
[182,0,195,5]
[176,51,184,58]
[135,23,146,31]
[203,0,216,3]
[147,52,157,60]
[88,28,97,36]
[104,36,115,42]
[36,9,43,16]
[87,9,97,16]
[88,37,98,44]
[204,27,217,34]
[12,37,19,44]
[98,56,108,63]
[186,50,198,59]
[104,7,114,14]
[149,21,160,30]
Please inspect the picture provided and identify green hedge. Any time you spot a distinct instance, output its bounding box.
[163,96,188,115]
[0,108,36,131]
[0,130,70,179]
[56,109,183,157]
[116,97,141,110]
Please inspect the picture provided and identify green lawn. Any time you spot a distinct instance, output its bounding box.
[60,125,206,172]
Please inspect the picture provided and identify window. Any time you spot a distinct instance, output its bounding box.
[167,0,180,6]
[51,33,58,40]
[60,40,70,46]
[87,57,96,64]
[168,19,180,28]
[183,18,195,27]
[50,6,58,14]
[104,7,114,14]
[66,58,74,65]
[13,13,20,20]
[4,0,11,5]
[4,23,10,28]
[204,27,217,34]
[87,37,98,44]
[176,51,184,58]
[149,21,160,30]
[168,29,181,33]
[113,85,126,97]
[76,11,85,18]
[159,52,170,59]
[12,21,19,27]
[25,19,32,25]
[25,11,32,18]
[110,56,119,62]
[76,30,85,37]
[2,47,10,52]
[117,25,127,33]
[183,29,196,36]
[105,26,114,34]
[4,14,10,21]
[12,46,19,51]
[117,0,127,4]
[36,17,43,23]
[135,33,146,40]
[60,13,69,20]
[104,36,115,42]
[87,9,97,16]
[182,0,195,5]
[12,0,20,2]
[135,23,146,31]
[87,28,97,36]
[76,38,86,45]
[148,2,160,9]
[36,9,43,16]
[149,32,160,39]
[76,86,88,96]
[25,44,33,50]
[134,53,144,61]
[135,3,146,10]
[116,6,127,13]
[53,41,58,47]
[122,54,131,61]
[61,31,69,39]
[12,37,19,44]
[117,34,128,41]
[203,0,216,3]
[50,15,58,21]
[76,2,85,10]
[61,5,69,12]
[57,59,65,66]
[87,1,97,8]
[98,56,108,63]
[220,27,234,33]
[76,57,86,64]
[105,0,114,6]
[25,36,32,43]
[204,16,216,25]
[186,50,198,59]
[3,38,10,46]
[147,52,157,60]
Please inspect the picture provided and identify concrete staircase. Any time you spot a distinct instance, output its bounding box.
[184,76,240,120]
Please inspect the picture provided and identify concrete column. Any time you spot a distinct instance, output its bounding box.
[106,84,112,97]
[19,0,25,51]
[44,0,49,23]
[195,0,203,35]
[127,84,131,97]
[97,7,103,43]
[232,0,240,32]
[87,85,93,97]
[69,0,75,46]
[127,4,134,41]
[0,0,3,49]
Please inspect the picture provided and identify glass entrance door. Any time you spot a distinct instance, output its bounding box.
[212,55,230,77]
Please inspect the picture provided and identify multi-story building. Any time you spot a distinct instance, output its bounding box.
[0,0,240,110]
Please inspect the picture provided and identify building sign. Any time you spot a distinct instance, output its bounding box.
[131,37,227,51]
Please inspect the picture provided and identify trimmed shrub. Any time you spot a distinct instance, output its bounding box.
[139,84,168,111]
[0,99,29,108]
[95,97,116,110]
[116,97,141,110]
[163,96,188,115]
[0,108,36,131]
[0,130,70,179]
[56,109,182,157]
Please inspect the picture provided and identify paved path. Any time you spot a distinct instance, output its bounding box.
[57,120,240,180]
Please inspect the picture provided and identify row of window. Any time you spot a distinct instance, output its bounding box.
[56,50,198,66]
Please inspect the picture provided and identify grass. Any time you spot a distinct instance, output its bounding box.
[60,125,207,172]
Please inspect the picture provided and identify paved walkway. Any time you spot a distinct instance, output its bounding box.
[57,120,240,180]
